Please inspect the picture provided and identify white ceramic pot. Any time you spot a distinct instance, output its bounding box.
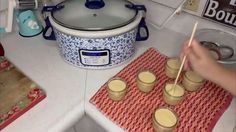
[42,0,149,69]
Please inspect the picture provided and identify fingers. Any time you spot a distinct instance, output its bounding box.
[190,39,210,58]
[180,40,190,59]
[184,60,189,70]
[181,49,189,70]
[180,39,201,70]
[186,47,199,64]
[180,40,191,70]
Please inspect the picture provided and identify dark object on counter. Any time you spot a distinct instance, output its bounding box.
[0,43,4,56]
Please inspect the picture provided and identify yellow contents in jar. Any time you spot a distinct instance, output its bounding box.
[108,79,126,92]
[138,71,156,83]
[165,84,184,97]
[155,108,177,127]
[167,59,181,69]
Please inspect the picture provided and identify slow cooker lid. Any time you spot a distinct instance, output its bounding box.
[52,0,137,31]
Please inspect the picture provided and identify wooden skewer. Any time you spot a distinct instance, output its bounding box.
[172,22,199,91]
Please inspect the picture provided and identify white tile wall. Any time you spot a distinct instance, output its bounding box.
[131,0,236,35]
[149,0,185,8]
[0,0,6,9]
[0,0,7,27]
[130,0,176,28]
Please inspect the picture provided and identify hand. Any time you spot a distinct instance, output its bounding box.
[180,39,221,80]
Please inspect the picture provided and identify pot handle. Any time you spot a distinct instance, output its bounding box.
[41,5,64,40]
[125,4,149,41]
[136,17,149,41]
[42,16,56,40]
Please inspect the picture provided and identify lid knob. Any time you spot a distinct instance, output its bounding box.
[85,0,105,9]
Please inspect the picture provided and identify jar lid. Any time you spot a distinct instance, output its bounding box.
[51,0,137,31]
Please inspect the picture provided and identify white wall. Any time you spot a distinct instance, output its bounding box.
[131,0,236,35]
[1,0,235,35]
[0,0,8,27]
[0,0,7,8]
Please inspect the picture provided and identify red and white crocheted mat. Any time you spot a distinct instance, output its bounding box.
[90,48,233,132]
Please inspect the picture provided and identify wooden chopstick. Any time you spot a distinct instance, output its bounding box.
[173,22,199,91]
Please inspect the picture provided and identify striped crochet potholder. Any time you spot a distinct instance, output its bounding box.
[90,48,233,132]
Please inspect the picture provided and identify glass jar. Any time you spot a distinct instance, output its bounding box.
[163,82,185,105]
[107,77,127,101]
[152,107,178,132]
[165,58,181,79]
[136,70,157,93]
[182,70,204,92]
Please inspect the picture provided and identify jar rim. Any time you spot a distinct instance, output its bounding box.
[184,71,204,83]
[163,83,185,98]
[136,69,157,84]
[107,77,127,92]
[153,107,179,128]
[166,58,181,70]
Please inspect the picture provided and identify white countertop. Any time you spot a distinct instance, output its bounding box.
[1,33,86,132]
[1,11,235,132]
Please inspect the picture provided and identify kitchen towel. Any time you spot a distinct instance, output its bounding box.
[90,47,233,132]
[0,58,46,130]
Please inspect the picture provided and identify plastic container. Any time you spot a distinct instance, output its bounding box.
[163,83,185,105]
[107,77,127,101]
[136,70,157,93]
[152,107,178,132]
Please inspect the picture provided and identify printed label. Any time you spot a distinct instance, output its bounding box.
[79,49,110,66]
[202,0,236,29]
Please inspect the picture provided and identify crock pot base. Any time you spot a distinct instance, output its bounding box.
[58,51,136,70]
